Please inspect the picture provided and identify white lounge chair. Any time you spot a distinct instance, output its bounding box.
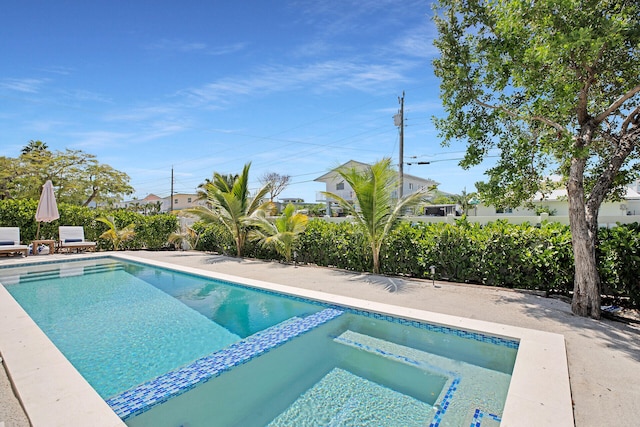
[0,227,29,257]
[58,226,96,253]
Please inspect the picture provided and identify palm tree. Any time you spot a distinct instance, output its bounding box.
[96,215,136,250]
[323,158,426,274]
[251,203,308,262]
[188,163,271,257]
[451,188,477,215]
[168,225,200,250]
[21,140,49,155]
[196,173,239,203]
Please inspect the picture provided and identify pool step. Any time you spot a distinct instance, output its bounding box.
[334,330,458,377]
[0,262,124,284]
[334,331,512,427]
[267,367,434,426]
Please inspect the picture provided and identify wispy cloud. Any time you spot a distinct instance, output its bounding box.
[393,29,439,58]
[103,105,180,122]
[146,38,247,55]
[68,130,135,150]
[39,65,74,76]
[147,38,208,52]
[59,89,113,104]
[0,78,48,93]
[181,58,415,107]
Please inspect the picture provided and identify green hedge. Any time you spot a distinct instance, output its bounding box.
[381,220,575,292]
[296,220,369,270]
[0,199,179,250]
[193,217,639,306]
[597,223,640,307]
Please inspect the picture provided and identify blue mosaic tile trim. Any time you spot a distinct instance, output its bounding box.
[106,307,344,420]
[470,408,502,426]
[341,308,520,349]
[333,332,464,427]
[334,335,457,378]
[429,377,461,427]
[120,259,520,350]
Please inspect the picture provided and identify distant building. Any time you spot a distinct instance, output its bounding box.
[117,193,206,214]
[280,197,304,203]
[314,160,438,215]
[471,186,640,217]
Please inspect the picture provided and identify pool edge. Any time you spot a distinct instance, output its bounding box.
[113,253,574,427]
[0,253,126,427]
[0,252,574,427]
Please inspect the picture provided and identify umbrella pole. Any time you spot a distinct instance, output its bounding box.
[36,222,41,240]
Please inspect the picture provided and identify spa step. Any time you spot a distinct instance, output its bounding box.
[334,330,458,377]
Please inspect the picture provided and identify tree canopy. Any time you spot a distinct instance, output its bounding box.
[432,0,640,318]
[1,142,134,206]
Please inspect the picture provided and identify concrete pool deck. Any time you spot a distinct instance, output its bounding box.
[1,250,639,426]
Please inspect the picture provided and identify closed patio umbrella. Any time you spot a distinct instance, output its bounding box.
[35,180,59,239]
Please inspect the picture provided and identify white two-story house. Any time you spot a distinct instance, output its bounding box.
[314,160,438,215]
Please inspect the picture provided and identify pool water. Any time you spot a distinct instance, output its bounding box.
[0,257,518,427]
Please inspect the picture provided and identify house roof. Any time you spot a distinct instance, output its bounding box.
[314,160,439,186]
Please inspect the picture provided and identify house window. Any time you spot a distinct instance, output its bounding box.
[174,199,178,205]
[187,197,192,203]
[336,182,345,190]
[409,183,413,190]
[496,207,513,214]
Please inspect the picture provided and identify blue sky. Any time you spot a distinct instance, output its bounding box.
[1,1,493,202]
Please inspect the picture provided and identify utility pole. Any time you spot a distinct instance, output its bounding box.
[170,166,174,212]
[394,91,405,198]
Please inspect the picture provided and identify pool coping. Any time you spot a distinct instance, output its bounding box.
[0,253,574,427]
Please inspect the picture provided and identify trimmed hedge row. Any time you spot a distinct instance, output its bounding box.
[194,217,638,307]
[0,199,179,251]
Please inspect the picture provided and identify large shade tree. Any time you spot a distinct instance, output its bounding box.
[432,0,640,318]
[2,143,133,206]
[323,158,427,274]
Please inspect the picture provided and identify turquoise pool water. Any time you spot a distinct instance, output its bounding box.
[0,257,518,427]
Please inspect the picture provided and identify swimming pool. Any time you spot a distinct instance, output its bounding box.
[0,253,574,426]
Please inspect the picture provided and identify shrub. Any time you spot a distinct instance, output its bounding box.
[597,223,640,307]
[192,220,235,255]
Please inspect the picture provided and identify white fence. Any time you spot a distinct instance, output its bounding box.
[317,213,640,228]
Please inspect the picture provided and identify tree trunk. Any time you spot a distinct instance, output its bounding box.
[567,156,601,319]
[372,243,380,274]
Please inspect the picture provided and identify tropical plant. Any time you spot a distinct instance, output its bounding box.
[188,162,271,257]
[168,225,200,250]
[322,158,426,274]
[96,215,136,250]
[21,140,49,155]
[432,0,640,318]
[196,173,239,202]
[251,203,308,262]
